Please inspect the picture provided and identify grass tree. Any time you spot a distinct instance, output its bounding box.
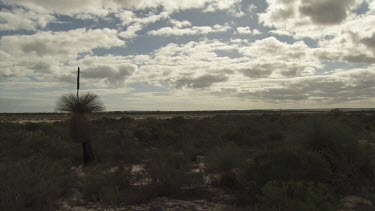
[56,67,104,165]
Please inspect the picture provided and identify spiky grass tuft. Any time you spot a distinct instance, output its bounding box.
[56,92,104,114]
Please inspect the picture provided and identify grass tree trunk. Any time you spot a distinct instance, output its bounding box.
[82,142,95,165]
[70,114,96,165]
[57,67,104,166]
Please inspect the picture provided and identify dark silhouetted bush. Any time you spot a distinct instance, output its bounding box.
[146,149,202,196]
[81,166,132,206]
[296,117,375,192]
[0,158,73,211]
[206,144,245,173]
[257,181,338,211]
[248,145,331,187]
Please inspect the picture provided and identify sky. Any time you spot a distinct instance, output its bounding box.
[0,0,374,112]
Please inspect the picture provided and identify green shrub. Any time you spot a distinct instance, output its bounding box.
[0,123,81,164]
[205,144,245,173]
[0,158,72,211]
[257,181,338,211]
[25,135,81,162]
[81,166,131,206]
[173,139,197,161]
[147,149,194,196]
[94,129,142,163]
[248,145,332,187]
[296,117,375,191]
[133,119,164,146]
[97,185,121,206]
[81,165,157,206]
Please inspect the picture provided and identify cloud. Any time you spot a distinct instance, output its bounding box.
[1,0,242,25]
[228,67,375,104]
[121,0,241,12]
[119,37,324,100]
[129,37,321,91]
[82,64,137,87]
[29,62,51,73]
[116,11,169,28]
[261,0,356,25]
[238,37,321,74]
[313,31,375,64]
[299,0,354,25]
[259,0,370,39]
[361,32,375,52]
[117,11,169,39]
[269,29,294,37]
[0,28,125,81]
[1,28,124,59]
[148,24,231,36]
[173,74,228,89]
[30,0,239,14]
[202,0,246,17]
[0,97,52,112]
[236,26,261,35]
[2,0,108,17]
[169,19,192,28]
[119,24,144,39]
[238,67,273,78]
[203,0,241,12]
[343,54,375,64]
[238,61,314,78]
[0,7,54,31]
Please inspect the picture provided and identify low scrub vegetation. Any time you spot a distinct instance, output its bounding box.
[205,144,245,173]
[257,181,338,211]
[0,157,73,210]
[1,111,375,210]
[81,166,132,206]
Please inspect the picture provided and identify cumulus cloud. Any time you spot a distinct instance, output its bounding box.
[117,11,169,39]
[82,64,137,87]
[203,0,242,12]
[238,37,321,76]
[173,74,229,89]
[0,97,52,112]
[262,0,357,25]
[128,37,321,89]
[0,28,125,81]
[148,24,232,36]
[119,24,144,39]
[202,0,247,17]
[29,62,51,73]
[0,8,54,31]
[238,61,314,78]
[120,37,324,98]
[169,19,192,28]
[343,54,375,64]
[1,0,243,26]
[236,26,261,35]
[361,33,375,52]
[259,0,370,39]
[120,0,241,12]
[238,66,273,78]
[2,0,108,17]
[0,28,124,59]
[299,0,355,25]
[6,0,236,13]
[230,67,375,104]
[313,30,375,64]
